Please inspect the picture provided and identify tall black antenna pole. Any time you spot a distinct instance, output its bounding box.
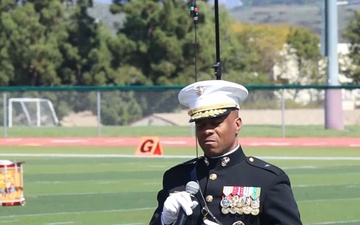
[190,0,200,157]
[190,0,199,82]
[213,0,221,80]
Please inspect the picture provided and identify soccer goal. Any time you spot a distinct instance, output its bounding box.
[8,98,59,127]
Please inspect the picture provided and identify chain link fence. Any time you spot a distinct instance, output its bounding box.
[0,85,359,137]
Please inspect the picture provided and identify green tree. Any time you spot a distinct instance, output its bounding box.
[0,0,117,86]
[0,0,144,125]
[230,23,289,108]
[282,26,324,104]
[342,10,360,84]
[0,1,60,86]
[232,23,291,85]
[58,0,117,86]
[0,1,136,126]
[100,91,143,125]
[285,26,323,85]
[110,0,246,85]
[0,0,76,86]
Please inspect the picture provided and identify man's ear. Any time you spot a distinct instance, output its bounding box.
[235,116,242,133]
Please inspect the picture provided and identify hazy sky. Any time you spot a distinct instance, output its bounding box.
[94,0,241,9]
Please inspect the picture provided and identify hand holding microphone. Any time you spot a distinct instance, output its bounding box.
[161,181,200,225]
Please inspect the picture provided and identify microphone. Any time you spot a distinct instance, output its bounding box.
[174,181,200,225]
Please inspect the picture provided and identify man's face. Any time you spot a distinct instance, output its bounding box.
[195,110,242,157]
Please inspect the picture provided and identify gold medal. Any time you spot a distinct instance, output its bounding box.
[251,199,260,209]
[221,207,229,214]
[243,205,252,214]
[232,195,239,202]
[237,197,246,207]
[235,207,244,215]
[231,195,239,207]
[251,208,260,216]
[229,207,237,214]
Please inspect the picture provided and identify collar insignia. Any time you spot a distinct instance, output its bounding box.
[221,157,230,167]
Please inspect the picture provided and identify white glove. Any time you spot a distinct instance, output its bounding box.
[203,219,219,225]
[161,191,198,225]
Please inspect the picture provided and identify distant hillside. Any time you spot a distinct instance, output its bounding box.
[229,3,360,43]
[89,2,359,43]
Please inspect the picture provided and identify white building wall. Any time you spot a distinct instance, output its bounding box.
[273,43,360,109]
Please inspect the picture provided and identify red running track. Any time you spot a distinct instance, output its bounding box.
[0,137,359,147]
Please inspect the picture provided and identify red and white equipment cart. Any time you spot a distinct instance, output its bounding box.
[0,160,25,206]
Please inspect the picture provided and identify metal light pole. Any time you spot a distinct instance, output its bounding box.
[324,0,344,130]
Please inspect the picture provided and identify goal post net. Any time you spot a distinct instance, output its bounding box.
[8,98,59,127]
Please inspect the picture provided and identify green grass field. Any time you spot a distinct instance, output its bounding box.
[0,146,359,225]
[2,125,360,137]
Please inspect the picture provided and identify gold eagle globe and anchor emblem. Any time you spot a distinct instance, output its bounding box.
[195,85,205,96]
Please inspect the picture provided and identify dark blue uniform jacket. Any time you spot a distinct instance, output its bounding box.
[149,146,302,225]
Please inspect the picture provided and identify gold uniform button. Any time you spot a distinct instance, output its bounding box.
[249,157,254,162]
[205,195,213,203]
[209,173,217,180]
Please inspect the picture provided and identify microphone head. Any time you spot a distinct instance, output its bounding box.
[186,181,200,195]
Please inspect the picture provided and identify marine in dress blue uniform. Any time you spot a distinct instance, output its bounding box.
[149,80,302,225]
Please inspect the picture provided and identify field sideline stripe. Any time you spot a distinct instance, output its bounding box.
[299,197,360,203]
[0,153,360,160]
[1,137,359,147]
[0,220,18,224]
[26,191,120,197]
[46,222,74,225]
[112,223,143,225]
[0,207,153,218]
[305,220,360,225]
[1,208,359,225]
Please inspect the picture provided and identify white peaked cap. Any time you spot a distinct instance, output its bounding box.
[178,80,248,122]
